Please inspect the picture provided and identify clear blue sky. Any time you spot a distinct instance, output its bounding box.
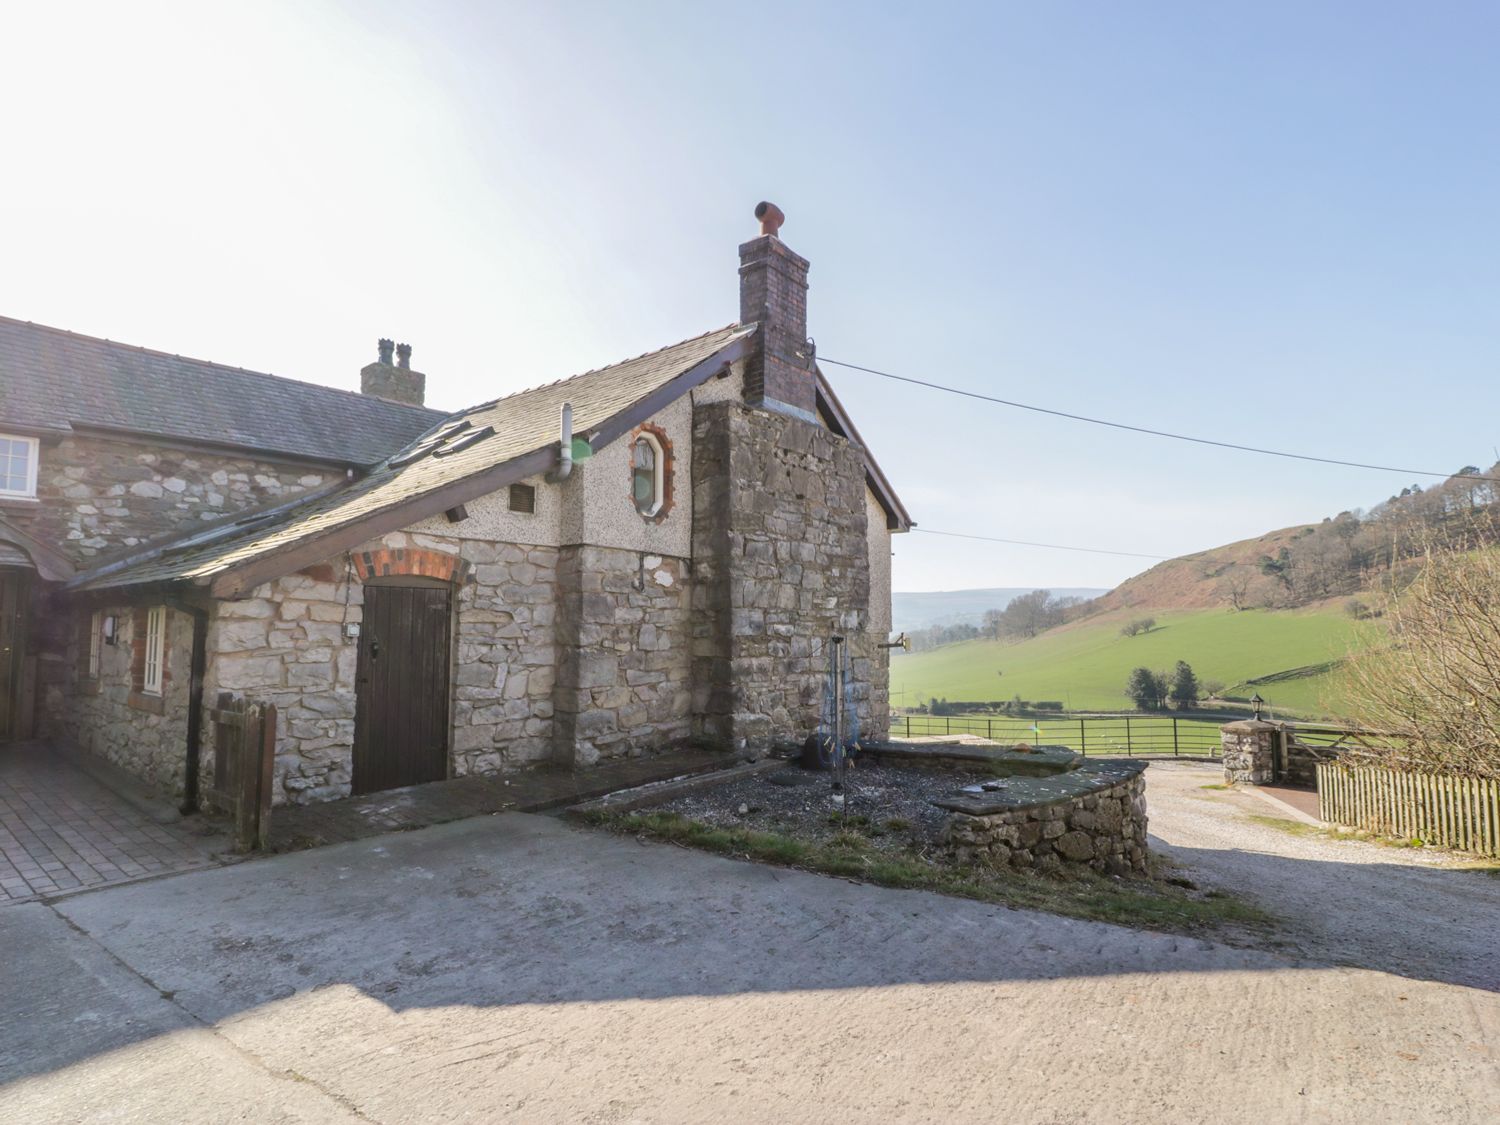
[5,2,1497,592]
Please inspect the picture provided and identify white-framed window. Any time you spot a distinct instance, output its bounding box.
[88,611,102,679]
[142,606,166,696]
[0,434,39,498]
[631,432,665,517]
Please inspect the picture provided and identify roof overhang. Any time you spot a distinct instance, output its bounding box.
[814,368,913,531]
[0,517,76,582]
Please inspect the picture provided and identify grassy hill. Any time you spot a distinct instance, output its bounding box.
[889,605,1373,718]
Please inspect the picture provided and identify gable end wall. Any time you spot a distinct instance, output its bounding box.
[690,399,875,749]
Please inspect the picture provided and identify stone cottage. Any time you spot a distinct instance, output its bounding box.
[0,204,911,808]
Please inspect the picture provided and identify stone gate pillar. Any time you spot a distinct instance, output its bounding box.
[1220,720,1278,784]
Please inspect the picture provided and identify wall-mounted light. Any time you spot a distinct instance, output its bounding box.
[1250,692,1265,720]
[102,614,118,646]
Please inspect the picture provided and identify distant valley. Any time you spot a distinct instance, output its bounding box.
[892,588,1110,634]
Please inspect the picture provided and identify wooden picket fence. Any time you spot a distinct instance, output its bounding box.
[1316,762,1500,857]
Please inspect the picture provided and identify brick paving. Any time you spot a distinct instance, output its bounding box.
[268,747,744,851]
[0,743,230,905]
[1257,782,1322,821]
[1,742,746,901]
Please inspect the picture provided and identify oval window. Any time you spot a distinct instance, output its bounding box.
[632,433,664,517]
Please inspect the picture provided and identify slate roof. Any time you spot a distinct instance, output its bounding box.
[0,315,446,466]
[68,325,757,595]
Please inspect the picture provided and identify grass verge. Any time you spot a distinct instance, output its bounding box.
[1246,813,1500,869]
[582,809,1275,936]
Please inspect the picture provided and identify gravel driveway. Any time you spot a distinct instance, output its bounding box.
[1146,760,1500,991]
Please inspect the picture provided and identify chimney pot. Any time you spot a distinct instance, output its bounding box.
[377,338,395,365]
[396,342,412,370]
[754,201,785,237]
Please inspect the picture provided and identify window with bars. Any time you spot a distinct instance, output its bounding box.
[142,606,166,696]
[88,611,102,679]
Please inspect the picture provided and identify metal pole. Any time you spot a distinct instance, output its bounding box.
[830,636,846,816]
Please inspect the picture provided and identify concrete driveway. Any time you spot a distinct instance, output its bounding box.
[2,811,1496,1123]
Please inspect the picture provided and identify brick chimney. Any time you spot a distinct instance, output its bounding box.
[360,338,426,406]
[739,202,815,420]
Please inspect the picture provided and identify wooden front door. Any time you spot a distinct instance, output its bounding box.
[0,570,29,742]
[352,583,452,794]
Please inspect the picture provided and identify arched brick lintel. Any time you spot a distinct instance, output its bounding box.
[352,546,470,584]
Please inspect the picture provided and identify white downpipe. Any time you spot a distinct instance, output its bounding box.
[546,402,574,482]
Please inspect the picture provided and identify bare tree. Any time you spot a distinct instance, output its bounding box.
[1340,535,1500,779]
[1219,569,1254,612]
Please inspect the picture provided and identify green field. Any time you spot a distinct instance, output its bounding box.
[889,606,1376,719]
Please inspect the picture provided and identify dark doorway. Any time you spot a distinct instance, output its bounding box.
[0,570,30,742]
[353,582,452,795]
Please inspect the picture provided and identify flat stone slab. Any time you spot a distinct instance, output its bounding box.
[267,747,745,851]
[933,759,1148,816]
[865,741,1080,778]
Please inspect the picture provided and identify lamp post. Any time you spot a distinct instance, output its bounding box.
[1250,692,1265,721]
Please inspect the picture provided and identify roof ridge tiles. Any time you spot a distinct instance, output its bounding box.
[439,323,746,420]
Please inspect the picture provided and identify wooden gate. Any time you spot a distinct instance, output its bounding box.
[353,583,452,795]
[208,692,276,851]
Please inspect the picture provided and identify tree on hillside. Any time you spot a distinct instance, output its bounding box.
[1219,569,1255,612]
[1169,661,1200,709]
[907,622,981,652]
[1120,617,1156,637]
[1259,547,1295,593]
[984,590,1082,640]
[1126,667,1168,711]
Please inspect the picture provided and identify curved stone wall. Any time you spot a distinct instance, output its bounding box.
[938,760,1149,875]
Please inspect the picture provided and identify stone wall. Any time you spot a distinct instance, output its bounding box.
[690,399,874,751]
[553,545,692,767]
[451,538,558,776]
[941,761,1149,875]
[209,530,559,806]
[56,606,195,799]
[26,432,332,563]
[210,569,358,805]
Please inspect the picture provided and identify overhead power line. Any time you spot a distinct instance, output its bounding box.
[912,528,1167,560]
[819,356,1499,485]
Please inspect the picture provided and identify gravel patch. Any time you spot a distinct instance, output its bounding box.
[650,762,991,853]
[1147,760,1500,989]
